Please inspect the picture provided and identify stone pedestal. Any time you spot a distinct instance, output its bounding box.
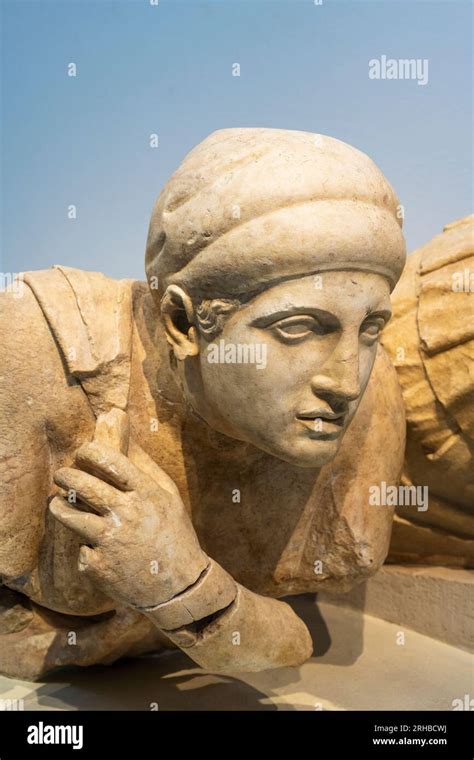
[318,564,473,652]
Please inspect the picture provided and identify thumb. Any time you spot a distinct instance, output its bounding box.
[127,438,180,498]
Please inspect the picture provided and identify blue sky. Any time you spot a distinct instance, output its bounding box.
[1,0,472,280]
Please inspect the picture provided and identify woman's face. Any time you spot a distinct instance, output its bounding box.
[187,271,392,468]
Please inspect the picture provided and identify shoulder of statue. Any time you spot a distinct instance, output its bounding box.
[23,266,139,416]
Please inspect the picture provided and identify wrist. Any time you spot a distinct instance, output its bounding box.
[138,557,237,633]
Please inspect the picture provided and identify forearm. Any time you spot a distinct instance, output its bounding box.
[49,433,313,673]
[138,559,313,673]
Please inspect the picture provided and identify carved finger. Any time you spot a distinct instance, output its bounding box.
[75,441,142,492]
[49,495,105,544]
[53,467,123,515]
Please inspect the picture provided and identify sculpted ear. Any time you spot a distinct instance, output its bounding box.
[160,285,200,360]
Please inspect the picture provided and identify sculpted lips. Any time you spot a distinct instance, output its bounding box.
[296,409,346,438]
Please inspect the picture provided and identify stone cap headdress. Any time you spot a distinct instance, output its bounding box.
[145,128,406,301]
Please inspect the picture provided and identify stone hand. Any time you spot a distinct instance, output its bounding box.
[49,441,208,609]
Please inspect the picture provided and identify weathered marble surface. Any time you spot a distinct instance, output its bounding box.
[2,129,467,681]
[383,215,474,567]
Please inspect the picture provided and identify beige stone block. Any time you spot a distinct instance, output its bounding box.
[319,564,474,651]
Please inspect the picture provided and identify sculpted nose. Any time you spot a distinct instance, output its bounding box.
[310,340,361,403]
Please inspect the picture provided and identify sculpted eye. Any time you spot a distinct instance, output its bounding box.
[360,316,385,343]
[270,315,323,342]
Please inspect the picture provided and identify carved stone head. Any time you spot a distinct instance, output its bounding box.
[145,129,406,467]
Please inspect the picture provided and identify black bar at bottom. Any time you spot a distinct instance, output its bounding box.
[0,710,471,757]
